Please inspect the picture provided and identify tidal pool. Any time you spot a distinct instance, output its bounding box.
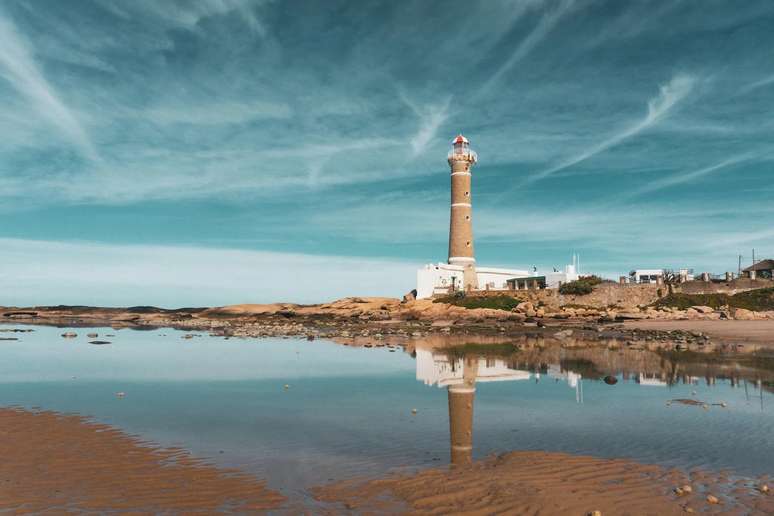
[1,324,772,503]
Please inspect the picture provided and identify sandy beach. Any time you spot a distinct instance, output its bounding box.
[0,405,771,514]
[0,408,284,513]
[623,320,774,345]
[316,451,774,515]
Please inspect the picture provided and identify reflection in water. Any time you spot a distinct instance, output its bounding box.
[416,340,774,466]
[417,349,533,465]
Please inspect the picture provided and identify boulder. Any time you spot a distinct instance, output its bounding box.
[733,308,756,320]
[691,306,714,314]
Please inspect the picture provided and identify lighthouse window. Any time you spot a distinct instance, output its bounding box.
[466,241,471,247]
[464,191,469,197]
[465,215,470,221]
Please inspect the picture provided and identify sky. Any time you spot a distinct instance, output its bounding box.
[1,0,774,306]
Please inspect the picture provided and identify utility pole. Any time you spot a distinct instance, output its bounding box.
[738,255,742,278]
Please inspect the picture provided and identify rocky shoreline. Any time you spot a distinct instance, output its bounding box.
[3,296,774,356]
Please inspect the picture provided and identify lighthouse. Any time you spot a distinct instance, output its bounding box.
[447,134,478,291]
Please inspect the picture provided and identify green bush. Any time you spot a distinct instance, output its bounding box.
[433,294,521,312]
[559,275,604,296]
[654,287,774,311]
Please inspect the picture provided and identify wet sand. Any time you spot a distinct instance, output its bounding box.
[315,451,773,515]
[623,320,774,345]
[0,407,285,513]
[1,407,771,514]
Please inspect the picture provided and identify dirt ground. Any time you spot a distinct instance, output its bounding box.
[623,320,774,346]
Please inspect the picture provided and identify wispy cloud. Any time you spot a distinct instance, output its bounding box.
[478,0,575,98]
[524,73,696,184]
[400,91,452,157]
[143,101,292,126]
[625,153,756,198]
[0,13,100,162]
[739,73,774,95]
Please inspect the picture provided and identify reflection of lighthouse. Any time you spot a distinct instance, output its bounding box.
[447,135,478,291]
[448,356,477,465]
[415,348,531,466]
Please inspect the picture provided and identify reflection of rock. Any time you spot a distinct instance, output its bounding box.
[603,375,617,385]
[88,340,111,345]
[61,332,77,338]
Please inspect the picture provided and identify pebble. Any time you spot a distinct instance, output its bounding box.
[706,494,719,504]
[411,408,418,415]
[284,384,289,390]
[760,484,769,493]
[681,485,693,494]
[115,391,126,398]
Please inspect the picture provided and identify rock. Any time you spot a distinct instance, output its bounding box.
[411,408,417,415]
[588,511,602,516]
[681,485,693,494]
[760,484,769,493]
[525,309,537,318]
[674,487,684,496]
[535,308,545,318]
[691,306,714,314]
[706,494,719,504]
[554,329,573,339]
[61,332,77,338]
[402,289,417,302]
[87,332,98,338]
[516,302,534,313]
[284,384,289,390]
[115,391,125,398]
[733,308,756,320]
[603,375,618,385]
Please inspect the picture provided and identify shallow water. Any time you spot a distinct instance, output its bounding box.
[1,324,772,502]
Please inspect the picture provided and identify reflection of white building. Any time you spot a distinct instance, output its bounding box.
[547,365,582,388]
[416,348,531,387]
[637,373,667,386]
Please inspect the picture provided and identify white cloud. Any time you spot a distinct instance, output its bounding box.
[524,73,696,184]
[399,91,452,157]
[478,0,575,97]
[143,101,292,126]
[0,14,100,162]
[0,239,417,307]
[626,153,755,198]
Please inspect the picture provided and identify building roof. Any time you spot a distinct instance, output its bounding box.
[452,134,469,145]
[742,259,774,272]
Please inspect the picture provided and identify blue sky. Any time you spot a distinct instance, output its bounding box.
[1,0,774,306]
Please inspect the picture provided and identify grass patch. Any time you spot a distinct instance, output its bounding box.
[433,294,521,312]
[655,287,774,311]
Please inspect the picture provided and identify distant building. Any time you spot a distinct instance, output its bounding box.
[628,268,695,284]
[629,269,664,284]
[742,259,774,279]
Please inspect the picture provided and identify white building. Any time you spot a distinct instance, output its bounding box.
[416,262,580,299]
[629,268,694,284]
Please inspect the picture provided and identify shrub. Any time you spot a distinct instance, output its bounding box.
[433,294,521,312]
[654,287,774,311]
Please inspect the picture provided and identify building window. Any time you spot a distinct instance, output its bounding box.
[466,241,471,247]
[465,215,470,221]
